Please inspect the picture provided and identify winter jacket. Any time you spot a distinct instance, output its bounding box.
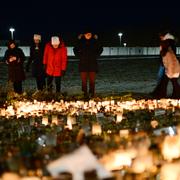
[3,46,26,82]
[162,48,180,78]
[43,41,67,77]
[73,35,103,72]
[160,39,180,78]
[26,42,45,77]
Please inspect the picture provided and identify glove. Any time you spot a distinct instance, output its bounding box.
[61,70,66,76]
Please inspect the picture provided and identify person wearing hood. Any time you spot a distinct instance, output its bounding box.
[43,36,67,93]
[3,40,26,94]
[73,30,103,98]
[26,34,46,91]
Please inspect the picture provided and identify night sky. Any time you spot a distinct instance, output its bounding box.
[0,0,179,46]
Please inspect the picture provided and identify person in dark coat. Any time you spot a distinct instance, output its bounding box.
[26,34,46,90]
[73,31,103,97]
[3,40,26,94]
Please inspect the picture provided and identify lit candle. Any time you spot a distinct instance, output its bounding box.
[21,176,41,180]
[119,129,129,138]
[0,108,6,116]
[116,112,123,123]
[100,149,135,171]
[42,116,48,126]
[66,115,76,130]
[2,172,20,180]
[67,115,76,125]
[92,123,102,135]
[160,162,180,180]
[161,135,180,161]
[52,115,58,125]
[150,120,159,128]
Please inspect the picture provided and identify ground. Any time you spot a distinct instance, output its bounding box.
[0,57,177,97]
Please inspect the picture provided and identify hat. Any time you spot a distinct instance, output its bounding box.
[33,34,41,41]
[7,40,17,47]
[82,26,94,34]
[51,36,60,45]
[163,33,175,40]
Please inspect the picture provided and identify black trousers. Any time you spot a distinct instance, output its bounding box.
[13,81,23,94]
[152,74,180,99]
[47,76,61,93]
[36,75,46,90]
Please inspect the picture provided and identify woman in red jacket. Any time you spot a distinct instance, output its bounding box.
[43,36,67,93]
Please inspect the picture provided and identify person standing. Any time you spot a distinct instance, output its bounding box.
[156,32,177,84]
[73,30,103,97]
[43,36,67,93]
[152,34,180,99]
[3,40,26,94]
[26,34,46,91]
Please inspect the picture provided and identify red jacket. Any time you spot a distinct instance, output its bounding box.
[43,41,67,76]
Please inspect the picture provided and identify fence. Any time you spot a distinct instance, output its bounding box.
[0,46,180,57]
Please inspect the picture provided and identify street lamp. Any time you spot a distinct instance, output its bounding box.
[9,27,15,40]
[123,43,127,47]
[118,32,123,46]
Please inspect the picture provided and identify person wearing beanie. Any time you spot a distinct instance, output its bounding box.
[26,34,46,91]
[43,36,67,93]
[73,31,103,98]
[3,40,26,94]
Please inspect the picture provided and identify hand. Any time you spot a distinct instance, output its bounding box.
[9,56,16,62]
[61,70,66,76]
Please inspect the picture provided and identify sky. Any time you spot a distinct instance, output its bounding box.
[0,0,179,46]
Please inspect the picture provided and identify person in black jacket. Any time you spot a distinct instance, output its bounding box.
[73,31,103,97]
[26,34,46,90]
[3,40,26,94]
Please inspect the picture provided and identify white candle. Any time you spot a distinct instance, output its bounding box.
[160,162,180,180]
[150,120,158,128]
[92,123,102,135]
[116,112,123,122]
[52,115,58,125]
[66,115,76,130]
[67,115,76,125]
[0,108,6,116]
[42,116,48,126]
[119,129,129,138]
[161,135,180,161]
[2,172,20,180]
[21,177,41,180]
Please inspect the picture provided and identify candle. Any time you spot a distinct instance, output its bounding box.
[150,120,158,128]
[160,162,180,180]
[0,108,6,116]
[116,112,123,123]
[52,115,58,125]
[100,149,134,171]
[66,115,76,130]
[67,115,76,128]
[161,135,180,161]
[2,172,20,180]
[21,177,41,180]
[42,116,48,126]
[92,123,102,135]
[131,153,154,173]
[119,129,129,138]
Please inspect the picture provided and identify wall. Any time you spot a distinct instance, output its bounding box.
[0,46,180,57]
